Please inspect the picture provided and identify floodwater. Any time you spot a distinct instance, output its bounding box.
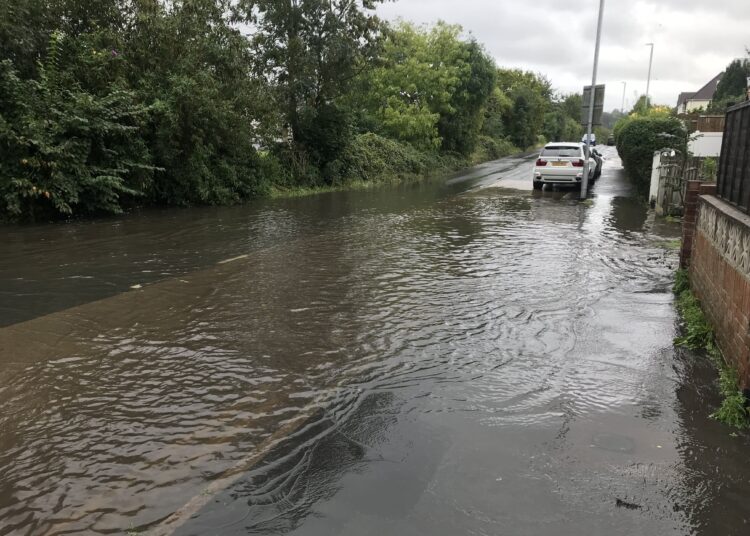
[1,148,749,536]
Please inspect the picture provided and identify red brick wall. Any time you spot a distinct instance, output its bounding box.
[680,181,701,268]
[681,182,717,268]
[688,194,750,388]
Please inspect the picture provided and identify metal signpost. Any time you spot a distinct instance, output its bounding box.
[581,0,606,200]
[645,43,654,107]
[581,84,605,126]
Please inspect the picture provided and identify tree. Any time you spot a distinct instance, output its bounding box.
[356,22,490,153]
[543,92,583,142]
[714,58,750,102]
[0,33,152,220]
[631,95,650,115]
[125,0,270,204]
[496,69,551,148]
[235,0,384,174]
[437,40,496,155]
[481,86,512,139]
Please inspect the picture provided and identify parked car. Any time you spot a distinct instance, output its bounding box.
[532,143,596,190]
[587,146,603,179]
[581,133,597,146]
[606,135,615,146]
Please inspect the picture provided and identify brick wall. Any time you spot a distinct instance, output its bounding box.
[680,181,717,268]
[688,192,750,388]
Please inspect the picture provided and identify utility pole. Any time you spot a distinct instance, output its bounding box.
[645,43,654,107]
[621,81,627,112]
[581,0,605,200]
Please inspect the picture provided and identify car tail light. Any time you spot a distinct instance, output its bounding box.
[572,159,584,167]
[536,159,547,166]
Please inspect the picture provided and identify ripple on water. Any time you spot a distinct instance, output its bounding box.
[0,184,686,534]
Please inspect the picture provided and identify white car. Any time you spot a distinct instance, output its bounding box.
[581,133,597,146]
[532,142,596,190]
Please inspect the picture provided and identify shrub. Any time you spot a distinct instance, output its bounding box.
[144,69,268,206]
[472,135,518,162]
[0,56,153,221]
[334,133,428,184]
[615,115,686,193]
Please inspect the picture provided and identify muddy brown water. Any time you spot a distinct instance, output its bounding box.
[1,148,750,535]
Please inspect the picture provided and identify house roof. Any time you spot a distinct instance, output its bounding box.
[676,91,695,107]
[690,72,723,101]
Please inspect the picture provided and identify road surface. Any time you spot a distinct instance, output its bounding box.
[1,148,749,536]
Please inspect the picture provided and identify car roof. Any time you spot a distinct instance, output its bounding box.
[545,142,583,148]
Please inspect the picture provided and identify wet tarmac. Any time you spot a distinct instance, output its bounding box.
[1,148,749,535]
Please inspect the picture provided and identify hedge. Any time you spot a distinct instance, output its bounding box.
[614,115,686,193]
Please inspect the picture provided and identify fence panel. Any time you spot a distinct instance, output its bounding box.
[717,101,750,213]
[696,115,725,133]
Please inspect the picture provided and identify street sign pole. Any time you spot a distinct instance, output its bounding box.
[581,0,605,200]
[645,43,654,107]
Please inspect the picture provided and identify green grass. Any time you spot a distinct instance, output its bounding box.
[269,179,384,199]
[655,239,681,250]
[673,269,750,429]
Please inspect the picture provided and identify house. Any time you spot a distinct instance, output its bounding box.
[676,72,723,113]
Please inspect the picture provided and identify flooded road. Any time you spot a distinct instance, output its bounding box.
[2,148,750,535]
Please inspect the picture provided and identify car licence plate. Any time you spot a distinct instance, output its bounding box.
[551,161,567,166]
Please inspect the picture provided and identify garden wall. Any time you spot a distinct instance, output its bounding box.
[684,182,750,388]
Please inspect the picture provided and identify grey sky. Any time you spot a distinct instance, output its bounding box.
[377,0,750,111]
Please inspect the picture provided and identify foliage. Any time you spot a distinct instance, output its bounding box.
[673,270,750,429]
[235,0,384,176]
[436,40,496,155]
[673,268,690,294]
[131,0,278,203]
[472,136,517,163]
[543,94,584,143]
[480,86,512,139]
[615,114,686,193]
[496,69,551,148]
[0,0,568,220]
[358,22,454,150]
[594,126,611,144]
[711,363,750,429]
[600,109,625,129]
[335,132,428,183]
[674,289,714,349]
[713,58,750,103]
[0,33,152,220]
[630,95,650,116]
[702,157,717,181]
[356,22,491,154]
[708,56,750,112]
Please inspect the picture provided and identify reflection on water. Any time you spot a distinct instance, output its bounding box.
[1,149,749,536]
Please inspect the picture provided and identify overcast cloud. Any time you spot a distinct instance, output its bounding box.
[377,0,750,111]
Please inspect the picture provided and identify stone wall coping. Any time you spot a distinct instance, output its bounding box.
[700,194,750,232]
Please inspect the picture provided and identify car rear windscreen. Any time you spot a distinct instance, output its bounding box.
[541,146,581,157]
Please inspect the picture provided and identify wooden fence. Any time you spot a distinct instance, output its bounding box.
[717,100,750,213]
[696,115,725,133]
[678,114,725,134]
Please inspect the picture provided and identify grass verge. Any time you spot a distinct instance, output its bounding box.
[673,269,750,429]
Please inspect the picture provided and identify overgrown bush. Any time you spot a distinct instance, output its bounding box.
[0,52,152,220]
[615,115,686,193]
[472,135,517,162]
[145,72,266,205]
[334,133,428,184]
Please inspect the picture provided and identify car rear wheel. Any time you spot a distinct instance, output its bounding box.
[533,181,543,190]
